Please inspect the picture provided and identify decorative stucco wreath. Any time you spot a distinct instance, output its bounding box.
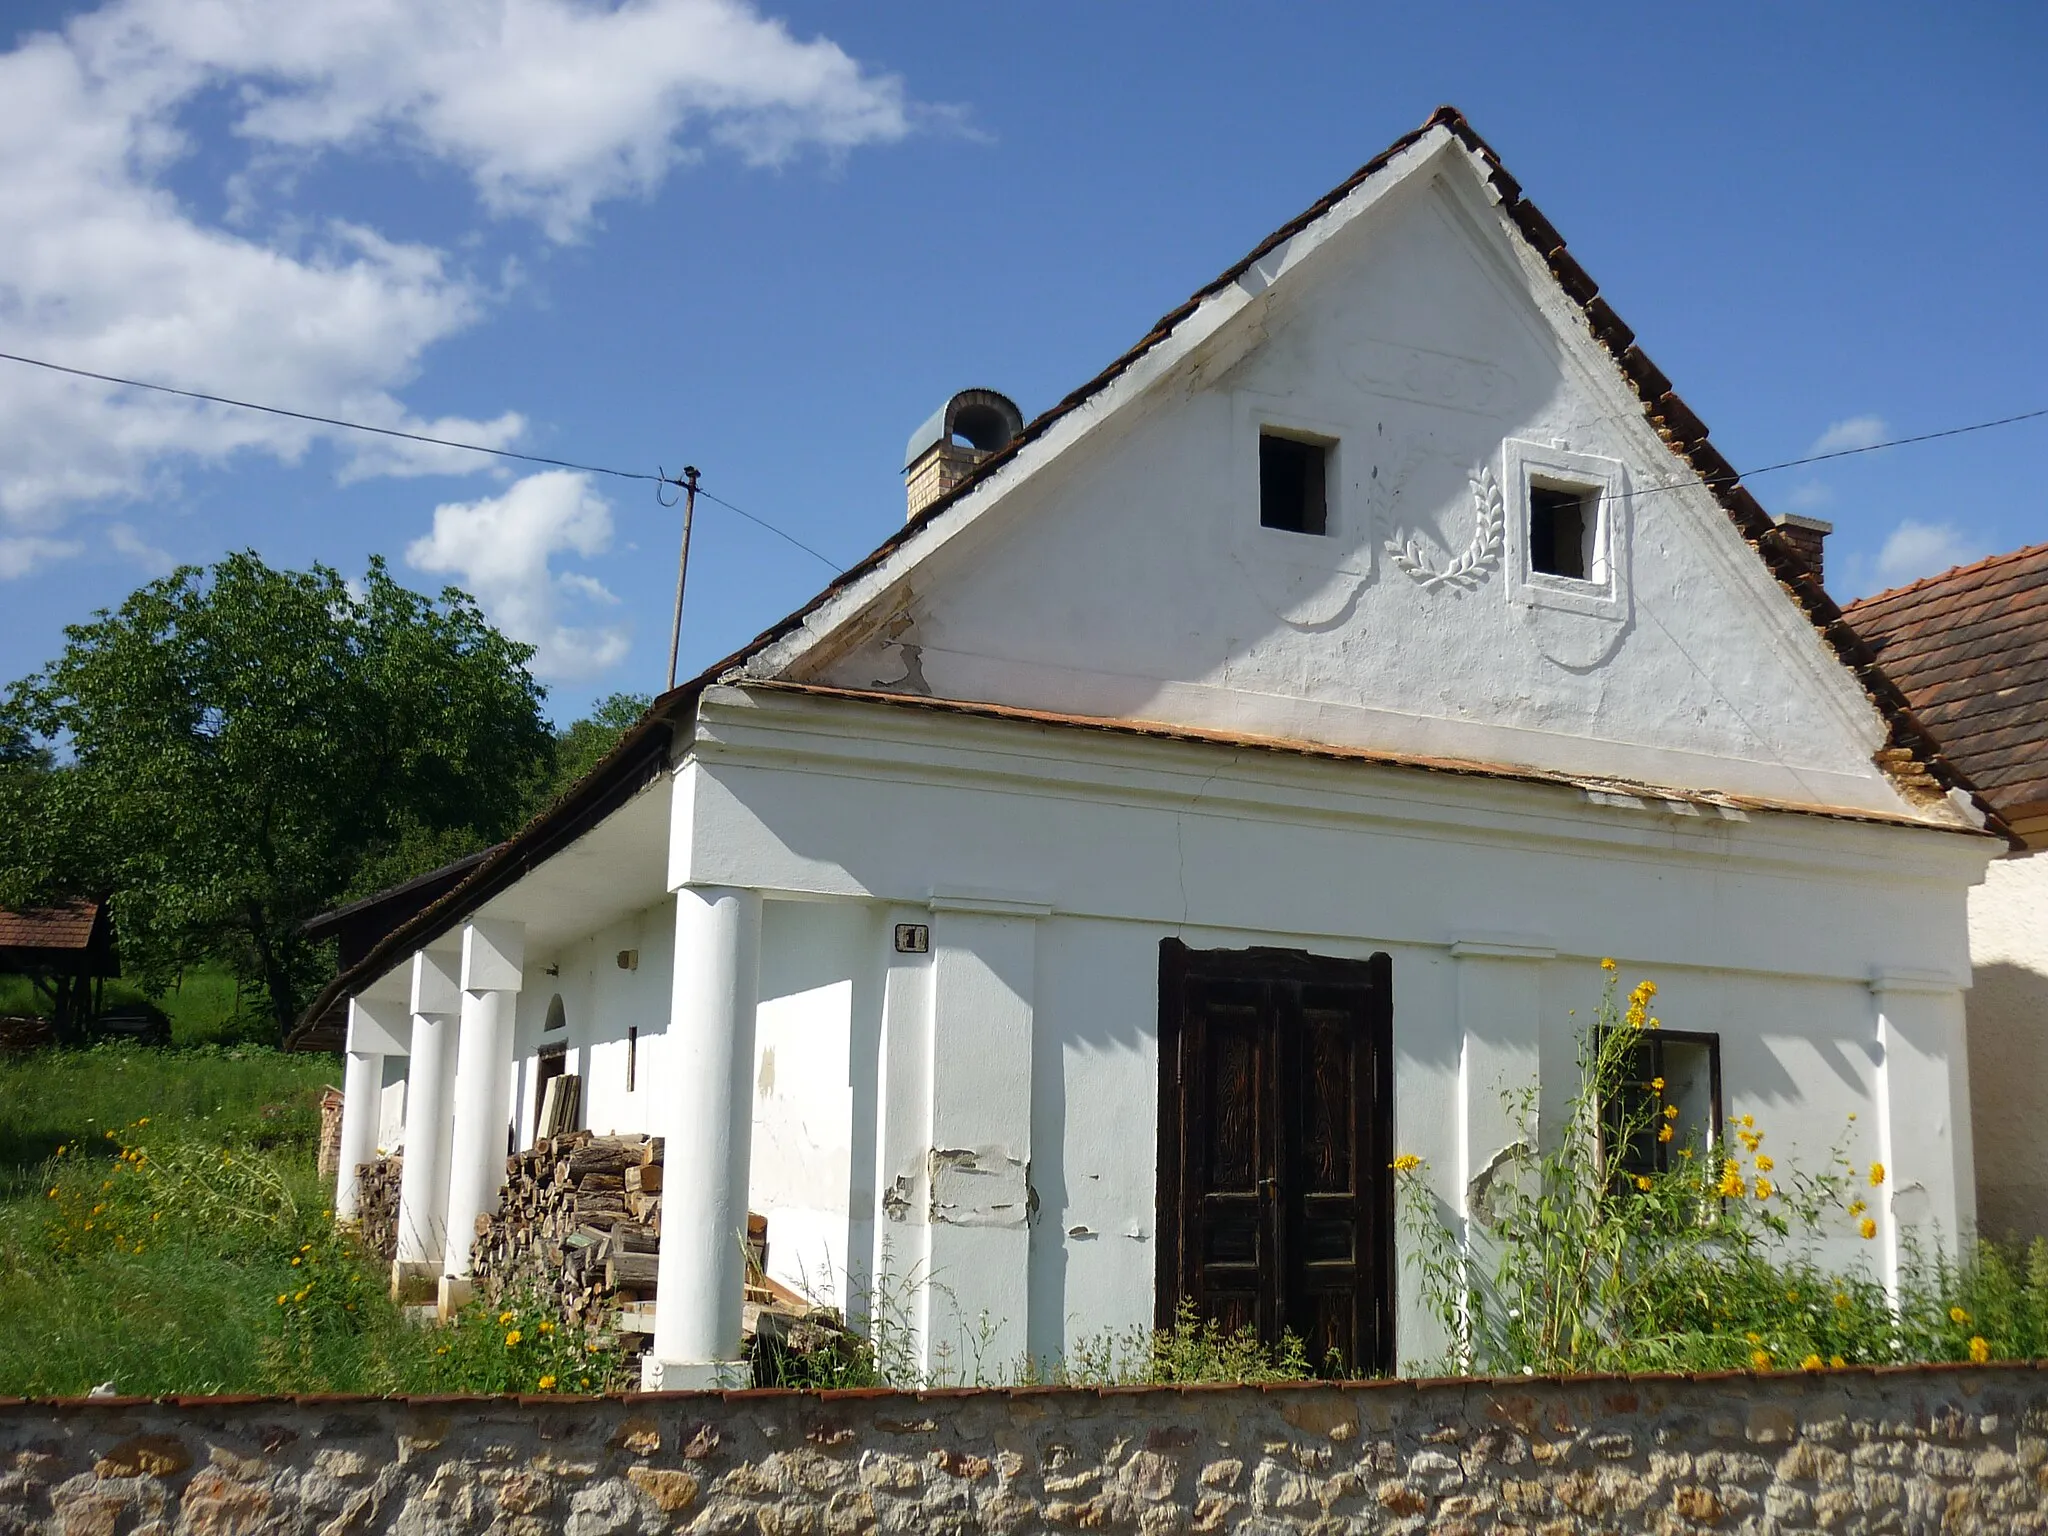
[1386,464,1505,592]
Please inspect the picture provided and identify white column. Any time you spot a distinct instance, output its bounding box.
[869,906,937,1354]
[1451,940,1552,1232]
[647,885,762,1389]
[394,951,461,1288]
[338,995,409,1221]
[1873,970,1974,1293]
[440,918,524,1314]
[923,898,1040,1382]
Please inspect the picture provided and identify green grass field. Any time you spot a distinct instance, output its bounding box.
[0,962,266,1047]
[0,1044,630,1397]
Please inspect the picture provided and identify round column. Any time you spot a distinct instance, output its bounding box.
[393,1008,458,1280]
[334,1048,383,1220]
[649,884,762,1387]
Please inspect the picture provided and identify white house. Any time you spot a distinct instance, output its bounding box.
[313,107,2006,1387]
[1845,544,2048,1241]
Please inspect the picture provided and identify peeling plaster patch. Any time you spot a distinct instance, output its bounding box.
[882,1173,916,1223]
[1466,1141,1530,1232]
[1067,1225,1097,1240]
[755,1046,776,1098]
[929,1145,1030,1229]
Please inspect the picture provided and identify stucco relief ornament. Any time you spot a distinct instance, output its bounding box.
[1386,465,1505,592]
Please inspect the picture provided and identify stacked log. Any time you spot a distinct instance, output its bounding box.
[470,1131,668,1327]
[351,1153,403,1263]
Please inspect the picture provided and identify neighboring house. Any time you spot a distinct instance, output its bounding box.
[0,899,118,1038]
[309,107,2006,1386]
[1845,545,2048,1240]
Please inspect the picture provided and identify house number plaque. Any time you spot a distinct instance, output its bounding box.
[893,923,930,954]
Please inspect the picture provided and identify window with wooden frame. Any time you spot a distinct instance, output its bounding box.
[1600,1030,1721,1179]
[1258,432,1330,535]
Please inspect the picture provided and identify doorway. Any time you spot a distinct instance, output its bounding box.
[1155,939,1394,1376]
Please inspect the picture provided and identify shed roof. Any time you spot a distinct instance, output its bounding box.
[1844,542,2048,848]
[0,900,101,951]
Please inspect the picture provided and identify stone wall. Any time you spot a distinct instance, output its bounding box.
[5,1364,2048,1534]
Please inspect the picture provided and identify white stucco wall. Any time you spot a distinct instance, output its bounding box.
[673,687,1990,1370]
[1968,853,2048,1239]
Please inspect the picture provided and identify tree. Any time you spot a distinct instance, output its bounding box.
[541,692,652,810]
[1,553,553,1040]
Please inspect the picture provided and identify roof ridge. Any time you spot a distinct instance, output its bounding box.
[1844,540,2048,613]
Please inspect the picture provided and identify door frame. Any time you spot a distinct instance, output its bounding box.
[1154,938,1395,1372]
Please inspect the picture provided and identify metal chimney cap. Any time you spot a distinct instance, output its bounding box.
[903,388,1023,471]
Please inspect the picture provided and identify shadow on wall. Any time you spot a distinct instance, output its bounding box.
[1971,961,2048,1241]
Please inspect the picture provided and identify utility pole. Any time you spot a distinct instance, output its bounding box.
[666,465,700,693]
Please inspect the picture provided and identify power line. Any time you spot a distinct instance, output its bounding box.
[0,346,844,571]
[1622,406,2048,503]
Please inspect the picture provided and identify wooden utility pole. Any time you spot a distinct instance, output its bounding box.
[666,465,700,692]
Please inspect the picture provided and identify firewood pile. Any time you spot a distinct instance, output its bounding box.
[351,1153,403,1263]
[470,1131,676,1326]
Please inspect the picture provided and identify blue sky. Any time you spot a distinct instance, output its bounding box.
[1,1,2042,724]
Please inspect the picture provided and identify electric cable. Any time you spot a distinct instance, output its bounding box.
[0,347,845,571]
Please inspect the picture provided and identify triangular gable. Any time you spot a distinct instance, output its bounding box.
[714,107,1994,834]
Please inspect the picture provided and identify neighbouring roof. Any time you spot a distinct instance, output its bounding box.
[1844,543,2048,848]
[290,105,2007,1048]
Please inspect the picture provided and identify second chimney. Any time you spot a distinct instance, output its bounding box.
[1772,513,1832,585]
[904,389,1023,519]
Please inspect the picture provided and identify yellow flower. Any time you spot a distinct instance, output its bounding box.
[1648,1018,1660,1030]
[1740,1114,1755,1130]
[1969,1336,1991,1363]
[1745,1332,1761,1344]
[1754,1155,1774,1173]
[498,1310,515,1325]
[1754,1178,1773,1201]
[1950,1306,1970,1325]
[505,1330,523,1348]
[1785,1290,1799,1303]
[1658,1126,1674,1144]
[1830,1355,1846,1368]
[537,1321,555,1335]
[1635,1175,1653,1193]
[1849,1199,1866,1217]
[1650,1077,1665,1091]
[46,1187,56,1199]
[436,1345,450,1356]
[1717,1161,1747,1199]
[1860,1217,1878,1240]
[1601,957,1617,972]
[1833,1293,1850,1310]
[291,1257,302,1267]
[1869,1162,1886,1187]
[1751,1349,1771,1369]
[1663,1104,1678,1120]
[1800,1354,1823,1371]
[1391,1153,1421,1173]
[277,1294,288,1305]
[1677,1147,1693,1160]
[538,1374,557,1390]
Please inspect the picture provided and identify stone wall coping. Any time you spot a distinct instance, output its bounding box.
[6,1356,2046,1409]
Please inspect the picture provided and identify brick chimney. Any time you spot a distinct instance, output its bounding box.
[1772,513,1832,583]
[904,389,1023,519]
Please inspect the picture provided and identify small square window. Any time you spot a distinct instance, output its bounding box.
[1529,483,1595,579]
[1259,433,1328,535]
[1602,1030,1721,1179]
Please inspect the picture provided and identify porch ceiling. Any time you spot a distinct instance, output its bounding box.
[468,778,671,958]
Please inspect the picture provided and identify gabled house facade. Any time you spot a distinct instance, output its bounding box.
[311,108,2004,1386]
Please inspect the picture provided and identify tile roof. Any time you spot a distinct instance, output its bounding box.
[1843,543,2048,833]
[0,900,102,952]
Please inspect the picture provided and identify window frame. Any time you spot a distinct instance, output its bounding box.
[1597,1026,1723,1180]
[1258,430,1333,537]
[1501,438,1630,619]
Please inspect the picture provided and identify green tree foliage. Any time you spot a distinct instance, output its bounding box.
[540,691,651,810]
[0,553,552,1039]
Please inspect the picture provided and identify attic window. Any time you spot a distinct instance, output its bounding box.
[1259,433,1329,536]
[1529,483,1594,579]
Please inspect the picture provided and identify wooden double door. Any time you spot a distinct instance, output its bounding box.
[1156,940,1394,1376]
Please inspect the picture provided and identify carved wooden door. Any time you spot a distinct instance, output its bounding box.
[1157,941,1393,1376]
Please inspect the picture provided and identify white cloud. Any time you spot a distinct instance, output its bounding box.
[0,0,914,570]
[406,470,630,680]
[106,522,175,574]
[0,536,85,579]
[1809,415,1888,456]
[1876,519,1987,589]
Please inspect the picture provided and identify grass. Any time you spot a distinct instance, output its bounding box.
[0,1043,631,1397]
[0,961,266,1047]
